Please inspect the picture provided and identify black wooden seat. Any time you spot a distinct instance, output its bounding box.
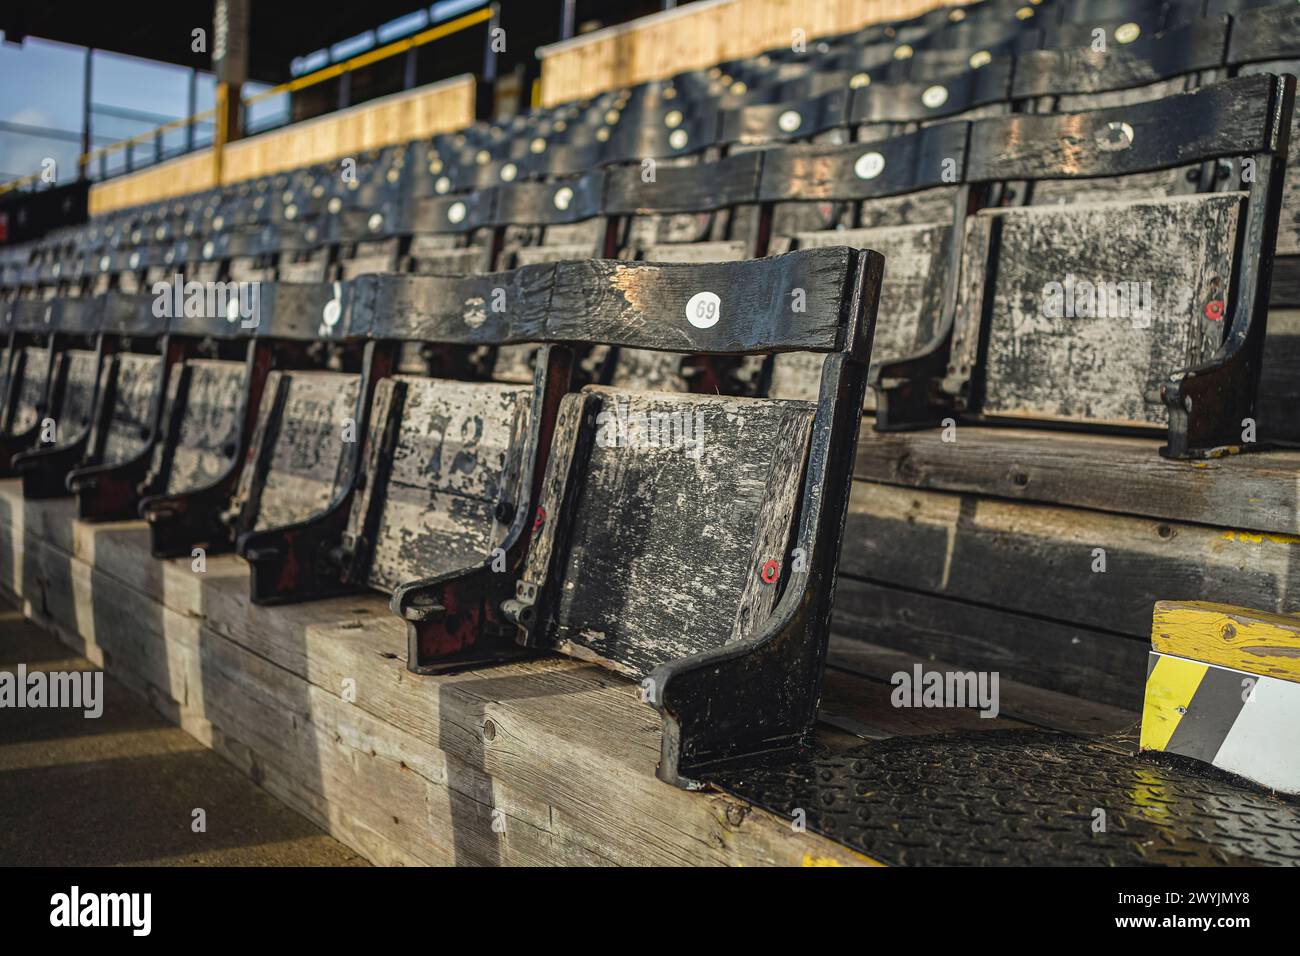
[11,297,107,498]
[408,189,497,274]
[499,248,881,786]
[238,266,568,678]
[65,292,171,519]
[136,281,354,557]
[878,74,1295,459]
[0,298,60,475]
[851,55,1013,142]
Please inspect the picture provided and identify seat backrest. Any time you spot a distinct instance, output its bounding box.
[513,247,877,675]
[46,348,99,446]
[761,123,968,405]
[950,74,1292,447]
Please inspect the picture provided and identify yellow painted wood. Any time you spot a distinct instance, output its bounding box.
[536,0,960,106]
[1152,600,1300,684]
[87,151,218,215]
[1139,653,1208,752]
[88,74,475,215]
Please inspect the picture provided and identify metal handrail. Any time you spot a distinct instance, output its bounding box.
[0,4,495,196]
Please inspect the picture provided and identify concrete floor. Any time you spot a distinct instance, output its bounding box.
[0,605,366,866]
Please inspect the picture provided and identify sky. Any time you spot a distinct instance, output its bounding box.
[0,32,283,185]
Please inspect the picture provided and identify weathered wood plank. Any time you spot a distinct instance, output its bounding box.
[0,482,876,867]
[358,376,531,592]
[841,479,1300,643]
[8,347,48,435]
[960,194,1242,426]
[239,370,360,531]
[552,388,816,678]
[98,353,160,466]
[770,222,950,406]
[50,349,99,444]
[831,575,1149,711]
[159,359,245,495]
[825,636,1140,736]
[1151,600,1300,684]
[852,420,1300,537]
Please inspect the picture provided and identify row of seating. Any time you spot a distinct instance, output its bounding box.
[8,0,1298,288]
[14,74,1295,455]
[1,0,1299,791]
[0,246,879,786]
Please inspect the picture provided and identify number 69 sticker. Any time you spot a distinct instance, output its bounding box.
[686,291,721,329]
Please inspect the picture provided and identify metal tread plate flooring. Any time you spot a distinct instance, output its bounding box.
[707,730,1300,866]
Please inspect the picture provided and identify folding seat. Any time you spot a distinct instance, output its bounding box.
[236,267,569,672]
[1041,0,1202,51]
[406,187,498,276]
[135,280,350,557]
[497,247,881,786]
[66,291,172,520]
[0,297,92,474]
[879,74,1294,459]
[11,296,107,497]
[719,86,852,150]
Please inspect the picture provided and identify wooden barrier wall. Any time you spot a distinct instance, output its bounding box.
[536,0,962,107]
[89,74,476,215]
[86,151,218,216]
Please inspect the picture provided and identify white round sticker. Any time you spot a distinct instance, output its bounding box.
[922,85,949,109]
[367,213,384,233]
[554,186,574,211]
[669,129,688,150]
[1115,22,1140,44]
[686,291,721,330]
[778,110,802,133]
[854,151,886,180]
[322,283,343,329]
[328,197,342,213]
[100,255,110,271]
[500,162,518,182]
[664,110,683,129]
[435,176,451,194]
[203,241,215,258]
[447,201,467,224]
[969,50,992,69]
[849,72,871,89]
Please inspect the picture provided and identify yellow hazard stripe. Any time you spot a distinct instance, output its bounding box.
[1140,655,1209,752]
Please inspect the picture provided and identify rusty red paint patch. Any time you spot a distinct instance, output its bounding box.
[761,559,780,584]
[1204,300,1225,321]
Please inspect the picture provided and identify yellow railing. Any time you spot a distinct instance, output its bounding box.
[1,5,495,197]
